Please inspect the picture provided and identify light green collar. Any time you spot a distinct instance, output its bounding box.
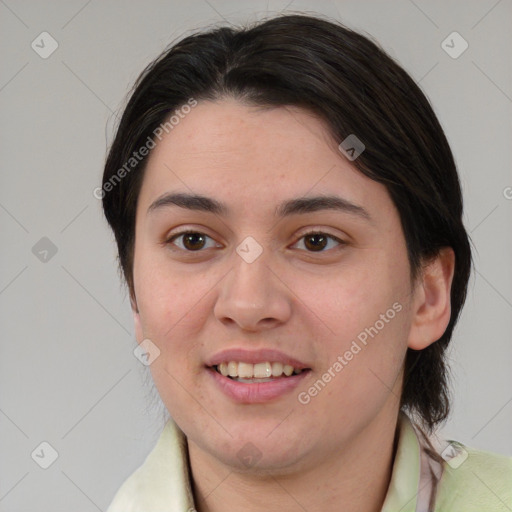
[381,412,424,512]
[106,414,441,511]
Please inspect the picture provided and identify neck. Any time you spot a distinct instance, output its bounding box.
[188,407,400,512]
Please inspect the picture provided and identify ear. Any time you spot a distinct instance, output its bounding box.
[130,291,144,343]
[408,247,455,350]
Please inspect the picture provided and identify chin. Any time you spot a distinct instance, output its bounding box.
[198,425,312,475]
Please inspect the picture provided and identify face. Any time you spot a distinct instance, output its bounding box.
[131,98,418,473]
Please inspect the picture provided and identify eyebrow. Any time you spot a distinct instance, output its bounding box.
[147,192,371,220]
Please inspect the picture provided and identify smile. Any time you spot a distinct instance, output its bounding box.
[215,361,306,382]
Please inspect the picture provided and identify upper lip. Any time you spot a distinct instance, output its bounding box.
[206,348,311,370]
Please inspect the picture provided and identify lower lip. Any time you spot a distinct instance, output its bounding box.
[207,367,310,403]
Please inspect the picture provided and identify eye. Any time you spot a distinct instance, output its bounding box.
[293,231,345,252]
[166,231,219,251]
[165,229,345,254]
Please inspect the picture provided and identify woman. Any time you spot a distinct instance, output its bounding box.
[101,13,512,512]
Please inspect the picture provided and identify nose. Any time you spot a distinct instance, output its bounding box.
[213,250,292,332]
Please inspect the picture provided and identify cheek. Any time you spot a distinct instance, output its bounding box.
[290,250,411,410]
[135,253,215,422]
[291,250,410,346]
[134,244,208,336]
[132,255,201,396]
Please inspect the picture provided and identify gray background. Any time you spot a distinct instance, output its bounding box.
[1,0,511,510]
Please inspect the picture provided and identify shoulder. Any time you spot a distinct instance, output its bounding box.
[106,419,194,512]
[435,441,512,511]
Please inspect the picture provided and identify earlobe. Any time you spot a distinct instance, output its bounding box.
[407,247,455,351]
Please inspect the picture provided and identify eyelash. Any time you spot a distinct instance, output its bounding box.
[165,229,346,254]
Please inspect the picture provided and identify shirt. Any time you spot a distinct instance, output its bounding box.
[106,413,512,511]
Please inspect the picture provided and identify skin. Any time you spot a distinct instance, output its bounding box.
[131,98,455,512]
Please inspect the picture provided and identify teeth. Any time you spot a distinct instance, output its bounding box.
[219,362,229,377]
[283,364,294,376]
[227,361,238,377]
[238,362,253,379]
[271,362,283,376]
[254,362,272,378]
[215,361,305,379]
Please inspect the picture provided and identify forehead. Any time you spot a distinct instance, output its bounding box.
[137,99,394,221]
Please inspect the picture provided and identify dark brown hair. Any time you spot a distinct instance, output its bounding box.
[102,13,472,432]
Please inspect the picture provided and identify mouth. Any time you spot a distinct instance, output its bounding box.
[205,355,312,403]
[211,361,310,383]
[205,348,312,402]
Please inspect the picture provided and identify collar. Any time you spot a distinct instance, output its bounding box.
[381,412,442,512]
[107,413,436,511]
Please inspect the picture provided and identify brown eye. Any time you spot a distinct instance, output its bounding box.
[295,232,345,252]
[167,231,217,251]
[182,233,206,250]
[304,233,328,251]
